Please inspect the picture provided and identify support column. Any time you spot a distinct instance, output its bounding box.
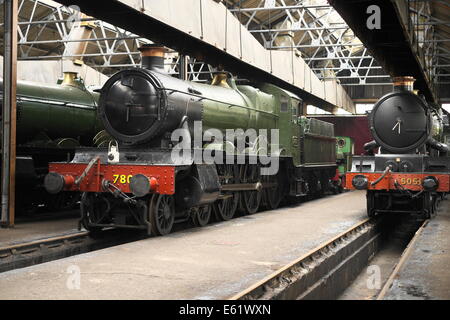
[1,0,18,227]
[178,54,187,80]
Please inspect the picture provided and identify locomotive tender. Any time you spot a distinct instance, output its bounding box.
[44,45,337,235]
[0,73,102,212]
[346,76,449,218]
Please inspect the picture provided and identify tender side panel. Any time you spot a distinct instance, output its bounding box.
[302,134,337,166]
[300,118,336,166]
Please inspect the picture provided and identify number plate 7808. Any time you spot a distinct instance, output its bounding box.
[113,174,132,184]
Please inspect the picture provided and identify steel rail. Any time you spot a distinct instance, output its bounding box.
[0,228,146,273]
[230,217,381,300]
[0,231,88,273]
[0,231,88,253]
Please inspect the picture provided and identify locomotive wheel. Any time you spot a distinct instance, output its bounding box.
[434,194,441,213]
[46,192,80,212]
[80,192,107,234]
[214,193,240,221]
[149,194,175,236]
[366,191,376,218]
[240,164,262,214]
[215,164,240,221]
[192,205,212,227]
[242,190,262,214]
[264,173,284,210]
[424,192,436,219]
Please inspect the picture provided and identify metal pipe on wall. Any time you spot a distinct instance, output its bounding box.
[1,0,18,227]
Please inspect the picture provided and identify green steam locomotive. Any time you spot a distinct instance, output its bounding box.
[45,45,338,235]
[0,73,102,213]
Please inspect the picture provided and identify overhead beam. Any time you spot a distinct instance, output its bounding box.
[329,0,437,103]
[228,5,332,12]
[249,26,350,33]
[55,0,355,114]
[18,36,143,45]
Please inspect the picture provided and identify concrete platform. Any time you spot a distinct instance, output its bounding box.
[0,191,366,300]
[0,212,80,247]
[383,199,450,300]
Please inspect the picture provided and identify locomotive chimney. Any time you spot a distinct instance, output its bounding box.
[138,44,166,73]
[211,72,230,88]
[393,76,415,92]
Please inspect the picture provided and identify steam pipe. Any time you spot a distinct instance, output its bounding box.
[427,137,449,154]
[364,140,379,151]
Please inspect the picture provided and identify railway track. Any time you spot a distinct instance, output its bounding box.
[376,219,429,300]
[231,215,426,300]
[0,229,147,273]
[0,192,343,274]
[1,205,365,281]
[2,196,430,300]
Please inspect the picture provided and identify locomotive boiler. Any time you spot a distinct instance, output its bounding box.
[44,45,337,235]
[346,76,450,218]
[0,73,102,212]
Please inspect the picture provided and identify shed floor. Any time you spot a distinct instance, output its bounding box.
[0,211,80,247]
[0,191,366,300]
[383,198,450,300]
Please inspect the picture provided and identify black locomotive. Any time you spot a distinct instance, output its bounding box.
[347,76,449,218]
